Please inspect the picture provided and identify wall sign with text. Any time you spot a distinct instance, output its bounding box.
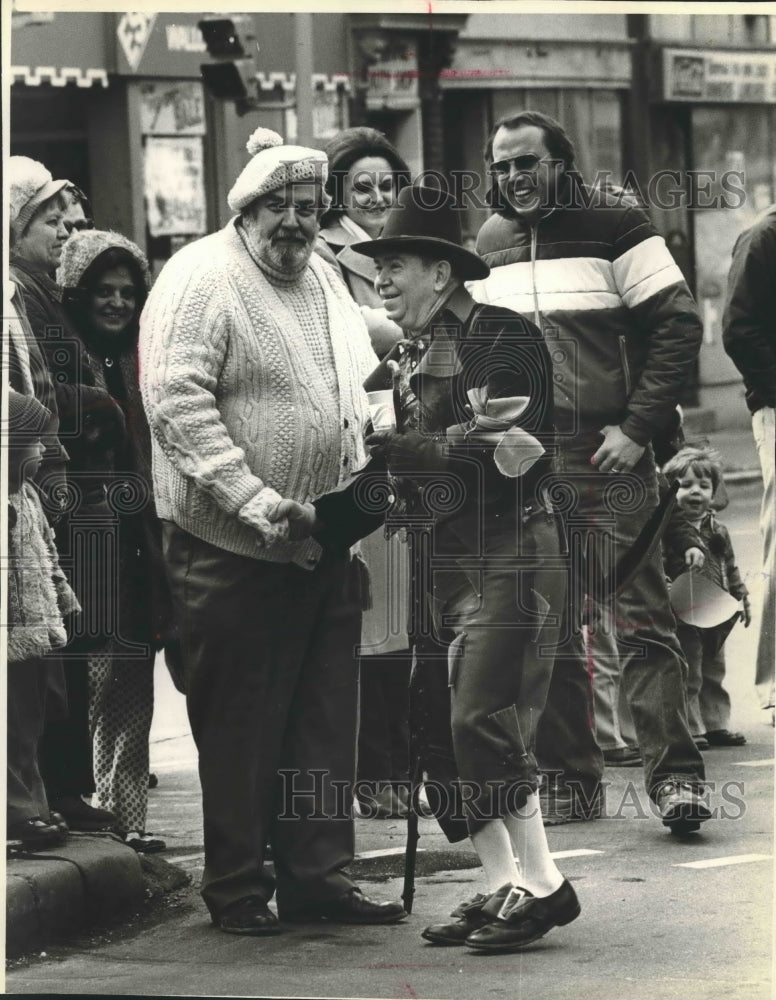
[664,48,776,104]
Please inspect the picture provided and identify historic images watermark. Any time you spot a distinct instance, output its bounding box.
[272,160,748,214]
[276,770,748,822]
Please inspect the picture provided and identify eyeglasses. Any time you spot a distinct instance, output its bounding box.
[489,154,544,177]
[63,218,94,236]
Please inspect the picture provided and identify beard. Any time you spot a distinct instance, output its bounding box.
[258,230,314,274]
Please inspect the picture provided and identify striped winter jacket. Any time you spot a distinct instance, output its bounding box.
[470,196,703,446]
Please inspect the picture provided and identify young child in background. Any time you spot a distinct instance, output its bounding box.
[662,446,751,749]
[6,389,80,849]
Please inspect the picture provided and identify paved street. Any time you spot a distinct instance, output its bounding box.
[6,482,774,999]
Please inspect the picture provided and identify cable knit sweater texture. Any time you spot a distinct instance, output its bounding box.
[139,219,377,568]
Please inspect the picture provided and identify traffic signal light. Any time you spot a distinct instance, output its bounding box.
[198,18,255,103]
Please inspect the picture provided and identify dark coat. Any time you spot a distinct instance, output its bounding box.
[475,192,704,445]
[722,204,776,414]
[314,285,556,553]
[55,314,173,652]
[13,256,171,651]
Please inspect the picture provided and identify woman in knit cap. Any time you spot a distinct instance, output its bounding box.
[9,156,117,835]
[56,229,174,852]
[317,127,414,820]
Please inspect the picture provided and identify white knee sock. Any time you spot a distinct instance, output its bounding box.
[470,819,521,893]
[503,792,564,898]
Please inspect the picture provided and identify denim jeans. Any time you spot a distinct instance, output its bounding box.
[536,439,705,800]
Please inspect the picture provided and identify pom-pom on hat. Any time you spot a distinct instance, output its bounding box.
[227,127,329,213]
[57,229,150,292]
[9,156,69,238]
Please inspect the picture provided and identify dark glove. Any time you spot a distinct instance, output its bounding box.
[365,428,447,475]
[81,387,126,449]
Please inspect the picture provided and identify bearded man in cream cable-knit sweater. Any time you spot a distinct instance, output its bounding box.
[139,128,407,935]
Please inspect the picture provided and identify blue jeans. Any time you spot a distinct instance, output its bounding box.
[536,440,705,801]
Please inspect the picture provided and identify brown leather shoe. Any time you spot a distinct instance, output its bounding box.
[465,880,581,952]
[279,887,407,924]
[214,896,282,936]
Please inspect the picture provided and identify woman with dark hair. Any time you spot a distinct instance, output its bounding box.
[56,229,173,852]
[317,126,411,357]
[316,128,414,818]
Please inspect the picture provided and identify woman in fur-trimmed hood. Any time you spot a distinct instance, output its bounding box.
[55,229,172,853]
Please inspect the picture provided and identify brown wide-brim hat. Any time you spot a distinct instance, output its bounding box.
[352,183,489,281]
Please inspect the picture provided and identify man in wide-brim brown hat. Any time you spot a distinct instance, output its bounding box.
[273,182,581,954]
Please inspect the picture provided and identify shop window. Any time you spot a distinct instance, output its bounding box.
[11,87,92,195]
[139,80,209,272]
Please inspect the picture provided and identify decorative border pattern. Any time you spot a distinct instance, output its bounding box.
[12,65,350,93]
[11,65,110,88]
[256,72,351,93]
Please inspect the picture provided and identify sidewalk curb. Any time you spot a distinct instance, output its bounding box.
[6,833,144,958]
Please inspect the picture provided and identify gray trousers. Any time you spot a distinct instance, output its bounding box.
[162,522,362,918]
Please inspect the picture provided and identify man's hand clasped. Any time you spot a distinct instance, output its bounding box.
[267,500,321,541]
[591,424,646,474]
[365,428,447,473]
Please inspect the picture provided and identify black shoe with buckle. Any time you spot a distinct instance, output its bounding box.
[279,887,407,925]
[421,886,509,946]
[213,896,282,936]
[656,780,712,834]
[464,880,581,952]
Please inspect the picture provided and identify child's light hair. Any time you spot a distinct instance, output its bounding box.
[662,445,723,492]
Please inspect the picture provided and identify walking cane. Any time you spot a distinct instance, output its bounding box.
[402,727,425,914]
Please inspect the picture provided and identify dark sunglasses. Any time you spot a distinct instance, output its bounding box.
[63,218,94,235]
[489,154,544,177]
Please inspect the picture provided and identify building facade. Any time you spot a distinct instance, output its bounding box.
[10,10,776,425]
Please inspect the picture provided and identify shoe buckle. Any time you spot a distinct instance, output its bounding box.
[497,886,528,921]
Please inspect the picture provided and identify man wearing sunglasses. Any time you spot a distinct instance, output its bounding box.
[62,183,95,236]
[470,110,709,836]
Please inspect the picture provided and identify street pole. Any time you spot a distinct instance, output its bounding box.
[294,12,314,145]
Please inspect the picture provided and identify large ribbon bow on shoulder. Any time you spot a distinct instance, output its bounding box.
[445,388,545,479]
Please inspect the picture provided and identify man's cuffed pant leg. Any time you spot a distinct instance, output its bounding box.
[272,556,361,908]
[163,524,319,917]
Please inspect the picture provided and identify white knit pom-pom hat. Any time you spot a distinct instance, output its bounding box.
[227,127,329,213]
[9,155,69,239]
